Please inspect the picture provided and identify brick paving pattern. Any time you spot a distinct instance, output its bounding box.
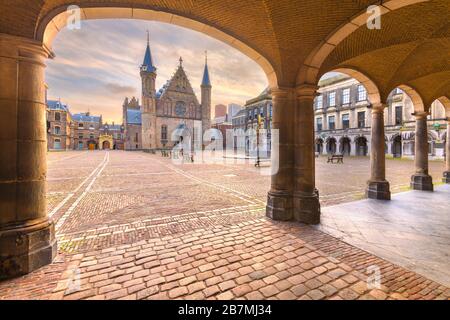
[0,151,448,300]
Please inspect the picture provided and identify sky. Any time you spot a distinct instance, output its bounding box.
[46,19,269,123]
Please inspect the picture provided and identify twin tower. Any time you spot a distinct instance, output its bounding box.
[139,33,212,151]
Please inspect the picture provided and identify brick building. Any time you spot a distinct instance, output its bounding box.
[122,36,212,151]
[71,112,102,150]
[46,100,74,151]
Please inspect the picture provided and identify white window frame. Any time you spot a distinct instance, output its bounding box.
[316,95,323,108]
[329,92,336,107]
[342,88,350,104]
[357,85,367,101]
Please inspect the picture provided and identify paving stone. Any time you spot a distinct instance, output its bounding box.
[1,152,448,301]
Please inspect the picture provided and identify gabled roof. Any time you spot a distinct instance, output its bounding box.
[101,124,122,131]
[127,109,141,125]
[72,113,101,123]
[47,100,69,112]
[156,63,198,102]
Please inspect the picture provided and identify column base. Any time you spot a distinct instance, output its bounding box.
[293,190,321,224]
[0,220,57,280]
[411,174,433,191]
[366,180,391,200]
[266,191,293,221]
[443,171,450,184]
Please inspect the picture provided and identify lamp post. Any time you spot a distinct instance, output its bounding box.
[255,114,264,167]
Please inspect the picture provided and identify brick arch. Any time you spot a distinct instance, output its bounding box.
[36,6,277,87]
[296,0,430,86]
[396,84,426,113]
[325,68,382,105]
[437,96,450,119]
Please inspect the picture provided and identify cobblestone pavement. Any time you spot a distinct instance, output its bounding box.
[0,151,448,300]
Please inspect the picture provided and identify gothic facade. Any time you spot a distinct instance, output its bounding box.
[122,37,212,151]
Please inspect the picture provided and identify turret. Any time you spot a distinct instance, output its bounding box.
[140,31,157,150]
[201,51,212,137]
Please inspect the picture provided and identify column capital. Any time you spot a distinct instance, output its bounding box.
[370,103,386,114]
[296,84,319,100]
[269,86,296,100]
[412,111,428,120]
[0,33,50,64]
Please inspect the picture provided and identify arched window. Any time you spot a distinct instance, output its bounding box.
[54,126,61,134]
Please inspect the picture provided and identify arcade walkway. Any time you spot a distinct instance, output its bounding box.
[319,185,450,287]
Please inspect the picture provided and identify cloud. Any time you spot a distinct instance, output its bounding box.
[47,19,268,123]
[103,83,137,96]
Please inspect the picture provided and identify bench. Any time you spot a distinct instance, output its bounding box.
[255,158,271,167]
[327,154,344,164]
[161,150,170,157]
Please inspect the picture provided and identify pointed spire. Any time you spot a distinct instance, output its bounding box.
[201,50,211,87]
[142,30,156,73]
[179,56,183,67]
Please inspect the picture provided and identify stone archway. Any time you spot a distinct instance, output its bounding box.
[326,137,337,155]
[99,135,113,150]
[392,134,402,158]
[340,137,351,156]
[0,7,281,279]
[315,138,324,154]
[355,136,368,156]
[1,0,448,280]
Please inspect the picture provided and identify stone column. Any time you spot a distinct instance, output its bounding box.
[293,85,320,224]
[266,88,295,221]
[411,112,433,191]
[366,103,391,199]
[350,140,356,156]
[443,119,450,183]
[0,35,56,280]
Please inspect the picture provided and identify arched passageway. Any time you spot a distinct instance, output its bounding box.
[1,0,449,279]
[392,135,402,158]
[315,138,324,154]
[340,137,351,156]
[355,137,368,156]
[326,138,337,155]
[103,141,111,150]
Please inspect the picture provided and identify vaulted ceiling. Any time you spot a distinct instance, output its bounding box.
[1,0,449,107]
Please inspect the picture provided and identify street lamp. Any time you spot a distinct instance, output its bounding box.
[255,114,264,167]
